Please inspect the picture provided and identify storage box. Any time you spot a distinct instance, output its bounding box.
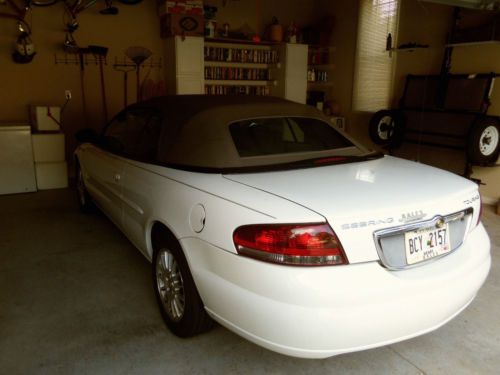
[158,1,186,15]
[0,124,37,195]
[31,133,65,162]
[30,106,61,131]
[35,161,68,190]
[160,14,204,38]
[185,1,203,15]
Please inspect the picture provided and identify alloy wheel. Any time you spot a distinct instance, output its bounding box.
[156,248,185,322]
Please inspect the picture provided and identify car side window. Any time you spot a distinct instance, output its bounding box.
[103,108,162,162]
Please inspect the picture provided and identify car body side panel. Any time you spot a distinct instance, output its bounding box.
[76,145,124,225]
[118,159,324,260]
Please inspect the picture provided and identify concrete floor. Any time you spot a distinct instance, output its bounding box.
[0,189,499,375]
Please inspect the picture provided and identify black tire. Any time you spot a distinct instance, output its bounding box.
[75,161,96,214]
[152,231,213,337]
[467,117,500,165]
[369,110,405,147]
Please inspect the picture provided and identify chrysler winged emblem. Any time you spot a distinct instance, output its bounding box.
[435,218,445,229]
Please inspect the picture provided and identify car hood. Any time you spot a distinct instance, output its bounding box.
[223,155,481,263]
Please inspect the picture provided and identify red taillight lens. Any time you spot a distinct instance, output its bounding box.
[233,223,348,266]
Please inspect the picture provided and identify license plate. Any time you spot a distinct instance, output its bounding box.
[404,224,451,265]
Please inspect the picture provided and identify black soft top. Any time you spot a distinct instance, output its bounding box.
[127,95,364,170]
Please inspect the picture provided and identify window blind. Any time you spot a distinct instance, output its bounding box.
[353,0,400,112]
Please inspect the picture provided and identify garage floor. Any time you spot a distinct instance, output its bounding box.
[0,189,499,374]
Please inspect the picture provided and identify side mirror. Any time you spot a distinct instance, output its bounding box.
[75,128,99,144]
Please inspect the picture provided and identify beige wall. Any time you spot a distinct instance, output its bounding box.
[313,0,375,146]
[394,1,500,201]
[317,0,499,201]
[0,1,321,166]
[393,1,451,103]
[204,0,321,37]
[451,44,500,200]
[2,1,497,199]
[0,2,165,161]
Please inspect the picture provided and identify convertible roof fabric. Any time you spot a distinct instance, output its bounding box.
[128,95,355,170]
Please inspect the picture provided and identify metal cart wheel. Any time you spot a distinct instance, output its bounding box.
[467,117,500,165]
[369,110,405,147]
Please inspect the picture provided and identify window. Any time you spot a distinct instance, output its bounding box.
[103,108,162,161]
[229,117,353,157]
[353,0,400,112]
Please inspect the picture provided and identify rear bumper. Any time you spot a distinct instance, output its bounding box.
[181,223,491,359]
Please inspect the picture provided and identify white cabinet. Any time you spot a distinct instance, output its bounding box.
[0,125,37,195]
[165,36,204,94]
[273,43,308,104]
[31,133,65,162]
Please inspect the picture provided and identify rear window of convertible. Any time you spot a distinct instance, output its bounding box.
[229,117,353,157]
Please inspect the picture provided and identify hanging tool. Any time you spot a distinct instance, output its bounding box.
[125,46,152,102]
[89,45,109,124]
[77,50,89,126]
[113,61,136,107]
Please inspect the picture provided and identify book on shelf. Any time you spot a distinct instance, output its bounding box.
[204,66,271,81]
[204,85,271,96]
[204,46,279,64]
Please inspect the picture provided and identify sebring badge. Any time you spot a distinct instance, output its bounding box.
[399,210,427,224]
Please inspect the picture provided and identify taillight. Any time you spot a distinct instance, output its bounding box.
[233,223,348,266]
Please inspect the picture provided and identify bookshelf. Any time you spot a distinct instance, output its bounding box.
[165,36,308,103]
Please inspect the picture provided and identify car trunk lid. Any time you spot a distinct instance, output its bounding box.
[224,156,480,264]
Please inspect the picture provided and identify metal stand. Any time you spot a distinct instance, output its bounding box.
[113,56,162,104]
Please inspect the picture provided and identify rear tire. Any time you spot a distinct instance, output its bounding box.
[467,117,500,165]
[152,232,214,337]
[369,110,405,147]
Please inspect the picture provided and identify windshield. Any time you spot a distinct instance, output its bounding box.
[230,117,354,157]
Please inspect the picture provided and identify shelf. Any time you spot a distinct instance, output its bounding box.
[205,39,276,51]
[446,40,500,47]
[307,81,333,86]
[205,80,275,86]
[389,46,429,52]
[308,45,336,51]
[205,60,277,69]
[307,64,335,70]
[205,37,279,47]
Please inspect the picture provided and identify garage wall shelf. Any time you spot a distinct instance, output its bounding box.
[306,45,335,109]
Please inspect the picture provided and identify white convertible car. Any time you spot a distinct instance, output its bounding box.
[75,95,490,358]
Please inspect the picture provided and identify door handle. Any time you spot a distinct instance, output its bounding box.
[113,173,121,182]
